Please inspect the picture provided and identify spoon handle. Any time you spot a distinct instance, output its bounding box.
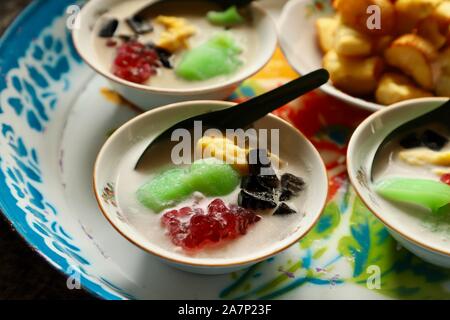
[208,0,256,7]
[217,69,330,129]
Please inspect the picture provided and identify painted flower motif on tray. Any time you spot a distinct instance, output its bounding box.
[101,182,117,207]
[0,21,76,132]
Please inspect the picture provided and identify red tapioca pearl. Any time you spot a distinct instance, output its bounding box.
[114,54,136,67]
[112,41,159,83]
[208,199,228,214]
[179,207,197,217]
[161,209,185,224]
[220,213,236,237]
[167,220,181,234]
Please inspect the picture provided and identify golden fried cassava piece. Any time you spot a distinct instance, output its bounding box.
[384,34,437,90]
[375,73,433,105]
[333,0,395,35]
[433,1,450,27]
[316,16,340,53]
[395,0,442,34]
[323,50,384,96]
[417,17,447,49]
[334,24,373,57]
[372,35,394,55]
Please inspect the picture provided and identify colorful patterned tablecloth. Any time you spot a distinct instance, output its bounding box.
[218,48,450,300]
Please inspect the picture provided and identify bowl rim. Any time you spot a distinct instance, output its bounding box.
[93,100,329,268]
[72,0,278,95]
[278,0,383,113]
[347,97,450,257]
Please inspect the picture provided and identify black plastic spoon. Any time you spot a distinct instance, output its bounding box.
[370,99,450,180]
[134,69,330,169]
[131,0,255,21]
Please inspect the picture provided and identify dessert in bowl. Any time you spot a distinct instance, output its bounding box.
[73,0,277,110]
[348,98,450,268]
[93,100,328,274]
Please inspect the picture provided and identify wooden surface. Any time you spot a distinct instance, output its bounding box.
[0,0,95,300]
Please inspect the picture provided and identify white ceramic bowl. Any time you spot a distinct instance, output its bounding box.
[72,0,278,110]
[93,100,328,274]
[347,97,450,268]
[278,0,383,112]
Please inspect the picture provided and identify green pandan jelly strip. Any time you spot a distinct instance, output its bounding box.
[187,158,240,196]
[137,168,193,213]
[175,32,242,81]
[375,177,450,213]
[207,5,244,26]
[137,158,240,213]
